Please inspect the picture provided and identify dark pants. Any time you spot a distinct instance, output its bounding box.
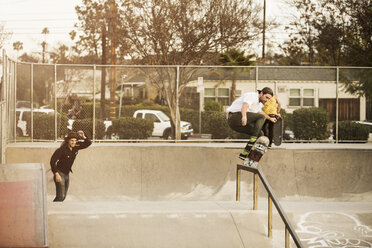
[53,171,69,202]
[227,112,265,150]
[263,114,277,145]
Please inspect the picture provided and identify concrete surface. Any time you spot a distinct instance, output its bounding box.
[4,143,372,248]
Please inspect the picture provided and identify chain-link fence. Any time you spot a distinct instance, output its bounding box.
[2,51,371,144]
[1,50,17,163]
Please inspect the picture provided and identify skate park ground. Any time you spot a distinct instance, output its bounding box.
[4,142,372,248]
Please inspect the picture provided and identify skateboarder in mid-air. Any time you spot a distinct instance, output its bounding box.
[50,131,91,202]
[262,95,282,147]
[226,87,276,159]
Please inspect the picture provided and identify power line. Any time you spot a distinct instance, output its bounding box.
[0,18,77,22]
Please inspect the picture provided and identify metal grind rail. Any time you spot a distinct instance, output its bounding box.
[236,164,304,248]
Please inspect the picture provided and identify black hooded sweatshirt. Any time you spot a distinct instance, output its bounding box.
[50,137,92,175]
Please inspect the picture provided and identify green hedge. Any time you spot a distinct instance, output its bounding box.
[107,117,154,139]
[27,113,68,140]
[292,107,329,140]
[180,109,200,133]
[71,118,106,139]
[279,109,293,132]
[204,101,223,112]
[334,121,369,142]
[201,111,239,139]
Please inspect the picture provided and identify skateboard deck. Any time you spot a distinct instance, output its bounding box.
[272,118,283,146]
[243,136,270,168]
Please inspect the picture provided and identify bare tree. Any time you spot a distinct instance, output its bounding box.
[120,0,263,139]
[0,23,12,50]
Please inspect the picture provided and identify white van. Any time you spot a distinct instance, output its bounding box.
[16,108,55,136]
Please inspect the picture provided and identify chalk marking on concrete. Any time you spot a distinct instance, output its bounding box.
[296,211,372,248]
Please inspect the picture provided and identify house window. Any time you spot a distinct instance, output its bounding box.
[204,88,230,106]
[289,88,315,107]
[217,88,229,106]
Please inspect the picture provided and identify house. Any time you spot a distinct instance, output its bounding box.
[182,67,369,122]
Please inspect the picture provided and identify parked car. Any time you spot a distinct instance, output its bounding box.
[355,121,372,142]
[133,109,193,139]
[67,119,112,132]
[16,108,55,137]
[16,101,38,109]
[283,129,295,141]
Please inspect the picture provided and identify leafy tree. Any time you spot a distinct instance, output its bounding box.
[282,0,321,65]
[41,27,50,63]
[72,0,128,119]
[12,41,23,60]
[19,52,39,63]
[50,44,72,64]
[283,0,372,97]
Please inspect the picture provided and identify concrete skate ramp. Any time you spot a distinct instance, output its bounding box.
[0,163,48,248]
[5,144,372,200]
[5,144,372,248]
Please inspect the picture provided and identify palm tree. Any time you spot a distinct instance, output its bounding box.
[41,27,50,63]
[219,49,255,103]
[13,41,23,60]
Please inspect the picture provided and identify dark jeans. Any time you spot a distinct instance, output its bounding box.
[263,114,277,145]
[227,111,265,150]
[53,171,69,202]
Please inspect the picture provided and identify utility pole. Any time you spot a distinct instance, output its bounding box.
[109,0,117,119]
[262,0,266,63]
[101,25,107,120]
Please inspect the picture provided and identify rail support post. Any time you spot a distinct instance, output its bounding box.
[268,196,272,237]
[253,172,258,210]
[236,168,241,201]
[285,227,290,248]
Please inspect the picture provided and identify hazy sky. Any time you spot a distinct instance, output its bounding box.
[0,0,292,59]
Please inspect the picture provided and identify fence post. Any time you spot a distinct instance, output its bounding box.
[54,64,57,141]
[336,67,339,143]
[93,65,96,142]
[14,60,17,141]
[30,63,34,142]
[175,66,179,142]
[255,66,258,91]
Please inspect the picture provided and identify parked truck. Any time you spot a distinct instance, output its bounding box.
[133,109,193,139]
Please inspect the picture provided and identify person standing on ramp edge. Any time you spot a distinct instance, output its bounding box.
[226,87,276,159]
[50,130,91,202]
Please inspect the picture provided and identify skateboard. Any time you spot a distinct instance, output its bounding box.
[272,118,283,146]
[243,136,270,168]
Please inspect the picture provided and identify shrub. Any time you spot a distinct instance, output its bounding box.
[71,118,106,139]
[80,102,111,119]
[180,109,199,133]
[108,117,154,139]
[27,113,68,140]
[201,111,237,139]
[334,121,369,142]
[204,101,223,112]
[280,109,294,132]
[292,107,329,140]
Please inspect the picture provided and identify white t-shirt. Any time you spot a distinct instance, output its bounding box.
[226,92,263,113]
